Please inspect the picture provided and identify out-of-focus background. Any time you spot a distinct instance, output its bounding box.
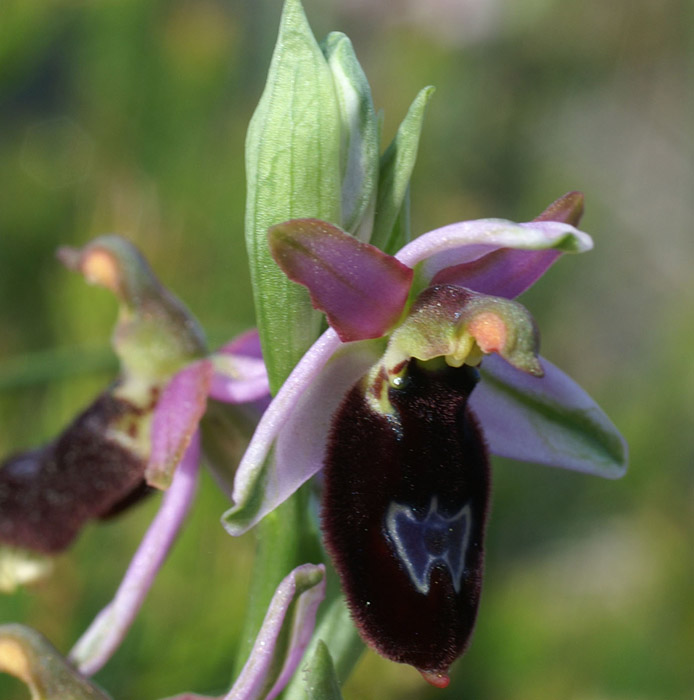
[1,0,692,698]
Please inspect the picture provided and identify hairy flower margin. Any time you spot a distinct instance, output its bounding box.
[222,193,628,685]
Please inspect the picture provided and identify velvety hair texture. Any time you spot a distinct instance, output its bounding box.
[0,392,148,554]
[322,361,490,679]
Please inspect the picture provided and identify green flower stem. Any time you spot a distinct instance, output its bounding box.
[232,485,317,678]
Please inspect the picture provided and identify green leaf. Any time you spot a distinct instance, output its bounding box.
[302,641,344,700]
[283,571,364,700]
[245,0,342,393]
[0,625,112,700]
[370,86,435,255]
[322,32,379,242]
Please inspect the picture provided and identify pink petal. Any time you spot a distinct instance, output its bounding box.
[471,354,627,478]
[269,219,413,341]
[146,360,213,489]
[223,329,381,536]
[226,564,326,700]
[217,328,263,359]
[209,353,269,404]
[396,219,592,297]
[430,247,561,299]
[71,435,201,676]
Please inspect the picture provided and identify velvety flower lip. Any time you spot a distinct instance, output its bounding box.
[223,197,627,538]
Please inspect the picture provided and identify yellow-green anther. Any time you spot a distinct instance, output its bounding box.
[381,285,543,387]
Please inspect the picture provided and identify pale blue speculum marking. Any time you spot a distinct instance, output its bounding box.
[385,496,471,595]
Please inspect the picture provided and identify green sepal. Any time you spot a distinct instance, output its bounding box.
[322,32,379,242]
[0,624,112,700]
[58,235,207,403]
[478,362,628,479]
[301,641,344,700]
[370,86,435,254]
[245,0,342,393]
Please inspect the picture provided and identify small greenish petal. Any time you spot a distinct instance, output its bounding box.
[58,235,207,402]
[0,624,111,700]
[370,86,435,254]
[245,0,342,393]
[302,641,344,700]
[322,32,379,241]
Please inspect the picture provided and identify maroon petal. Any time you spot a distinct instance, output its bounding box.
[533,191,584,225]
[0,392,146,554]
[269,219,413,342]
[322,361,490,685]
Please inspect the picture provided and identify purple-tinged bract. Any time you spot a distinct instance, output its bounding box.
[322,361,489,687]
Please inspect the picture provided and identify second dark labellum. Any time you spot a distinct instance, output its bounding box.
[322,360,490,687]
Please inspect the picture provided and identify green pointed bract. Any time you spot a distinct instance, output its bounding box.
[370,86,435,254]
[322,32,379,242]
[0,625,112,700]
[245,0,342,393]
[302,641,344,700]
[58,235,207,404]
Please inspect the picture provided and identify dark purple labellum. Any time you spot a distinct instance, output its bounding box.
[322,361,490,686]
[0,391,148,554]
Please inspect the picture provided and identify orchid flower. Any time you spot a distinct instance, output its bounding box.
[223,192,627,687]
[0,563,326,700]
[0,235,269,673]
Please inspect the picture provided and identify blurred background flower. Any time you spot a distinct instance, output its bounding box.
[1,0,692,698]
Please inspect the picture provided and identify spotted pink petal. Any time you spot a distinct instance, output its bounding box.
[146,360,213,489]
[471,354,627,478]
[269,219,413,342]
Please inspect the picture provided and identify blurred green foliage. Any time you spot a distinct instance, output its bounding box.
[1,0,693,698]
